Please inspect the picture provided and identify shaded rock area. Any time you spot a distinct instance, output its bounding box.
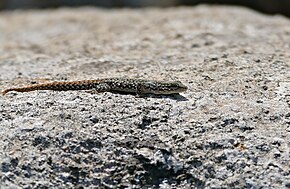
[0,5,289,188]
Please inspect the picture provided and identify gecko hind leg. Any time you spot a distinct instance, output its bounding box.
[85,83,111,94]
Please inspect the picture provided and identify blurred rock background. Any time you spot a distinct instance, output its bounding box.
[0,0,289,17]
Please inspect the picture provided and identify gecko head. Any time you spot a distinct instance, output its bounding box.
[142,80,188,94]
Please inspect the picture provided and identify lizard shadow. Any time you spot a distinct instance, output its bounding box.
[145,94,188,101]
[110,91,188,101]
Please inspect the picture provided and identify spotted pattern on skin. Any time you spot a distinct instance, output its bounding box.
[2,78,188,95]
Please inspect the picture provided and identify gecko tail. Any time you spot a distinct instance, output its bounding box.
[2,88,14,95]
[2,85,44,95]
[1,83,57,95]
[2,80,99,95]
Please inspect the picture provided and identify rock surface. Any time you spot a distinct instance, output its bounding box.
[0,5,289,188]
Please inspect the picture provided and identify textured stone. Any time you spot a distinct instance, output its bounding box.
[0,5,289,189]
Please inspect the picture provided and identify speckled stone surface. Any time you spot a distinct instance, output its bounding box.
[0,5,289,188]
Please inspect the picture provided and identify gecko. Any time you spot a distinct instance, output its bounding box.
[2,78,188,95]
